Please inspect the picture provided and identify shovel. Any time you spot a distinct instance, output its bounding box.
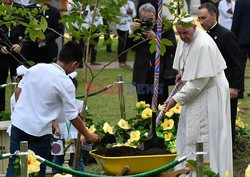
[143,111,164,150]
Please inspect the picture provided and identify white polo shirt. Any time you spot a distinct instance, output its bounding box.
[11,63,78,136]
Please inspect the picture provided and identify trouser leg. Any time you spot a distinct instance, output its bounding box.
[230,98,238,146]
[117,29,128,63]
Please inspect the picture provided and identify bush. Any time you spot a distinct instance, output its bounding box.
[0,111,11,121]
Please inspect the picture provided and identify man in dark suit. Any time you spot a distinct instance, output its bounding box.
[0,0,26,112]
[231,0,250,98]
[198,2,244,145]
[126,3,177,106]
[22,2,64,64]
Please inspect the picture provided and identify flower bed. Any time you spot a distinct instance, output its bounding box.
[86,101,181,152]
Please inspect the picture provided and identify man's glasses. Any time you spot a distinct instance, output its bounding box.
[197,16,207,22]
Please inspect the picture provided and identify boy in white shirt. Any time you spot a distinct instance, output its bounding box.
[6,41,100,177]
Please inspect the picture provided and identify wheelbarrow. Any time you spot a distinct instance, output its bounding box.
[89,150,190,176]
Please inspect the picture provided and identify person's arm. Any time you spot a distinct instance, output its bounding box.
[70,116,100,143]
[11,44,22,53]
[165,77,209,111]
[52,120,61,136]
[231,0,241,34]
[124,21,140,50]
[173,77,210,105]
[131,1,136,18]
[218,2,233,18]
[222,32,244,98]
[15,87,22,102]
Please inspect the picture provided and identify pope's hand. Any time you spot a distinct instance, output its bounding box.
[165,98,177,112]
[175,74,181,83]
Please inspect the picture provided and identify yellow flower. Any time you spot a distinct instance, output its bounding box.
[225,170,230,177]
[158,104,163,110]
[165,108,175,117]
[125,139,137,148]
[141,108,152,119]
[53,174,72,177]
[136,101,150,108]
[237,107,240,112]
[236,117,245,129]
[27,150,41,174]
[144,132,148,137]
[88,124,96,133]
[129,130,140,142]
[161,119,174,130]
[170,147,176,153]
[164,132,173,141]
[113,143,126,147]
[172,104,182,114]
[118,119,131,129]
[245,164,250,177]
[103,122,114,134]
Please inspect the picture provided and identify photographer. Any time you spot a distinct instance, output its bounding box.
[126,3,177,106]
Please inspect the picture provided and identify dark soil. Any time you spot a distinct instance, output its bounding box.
[92,146,173,157]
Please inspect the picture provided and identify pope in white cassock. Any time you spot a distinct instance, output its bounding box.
[165,17,233,176]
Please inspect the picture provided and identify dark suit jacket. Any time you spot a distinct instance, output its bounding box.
[0,2,26,68]
[126,25,176,86]
[22,3,64,63]
[231,0,250,45]
[208,23,244,91]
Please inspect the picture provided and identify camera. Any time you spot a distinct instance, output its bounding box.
[140,17,153,31]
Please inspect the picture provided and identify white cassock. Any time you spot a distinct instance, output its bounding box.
[172,28,233,176]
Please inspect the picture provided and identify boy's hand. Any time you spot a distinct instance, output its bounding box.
[86,133,101,143]
[54,128,61,136]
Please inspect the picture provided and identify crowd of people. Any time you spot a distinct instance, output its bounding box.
[0,0,249,176]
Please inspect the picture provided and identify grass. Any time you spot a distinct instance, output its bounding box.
[91,35,135,63]
[3,39,250,176]
[76,67,138,124]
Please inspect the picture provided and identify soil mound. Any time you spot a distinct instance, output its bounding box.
[92,146,173,157]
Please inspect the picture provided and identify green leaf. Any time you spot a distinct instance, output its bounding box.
[160,44,166,56]
[29,30,37,42]
[149,39,156,54]
[204,166,220,177]
[40,16,48,31]
[161,38,173,46]
[0,111,11,121]
[187,159,196,168]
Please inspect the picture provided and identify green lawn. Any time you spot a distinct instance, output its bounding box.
[91,35,135,63]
